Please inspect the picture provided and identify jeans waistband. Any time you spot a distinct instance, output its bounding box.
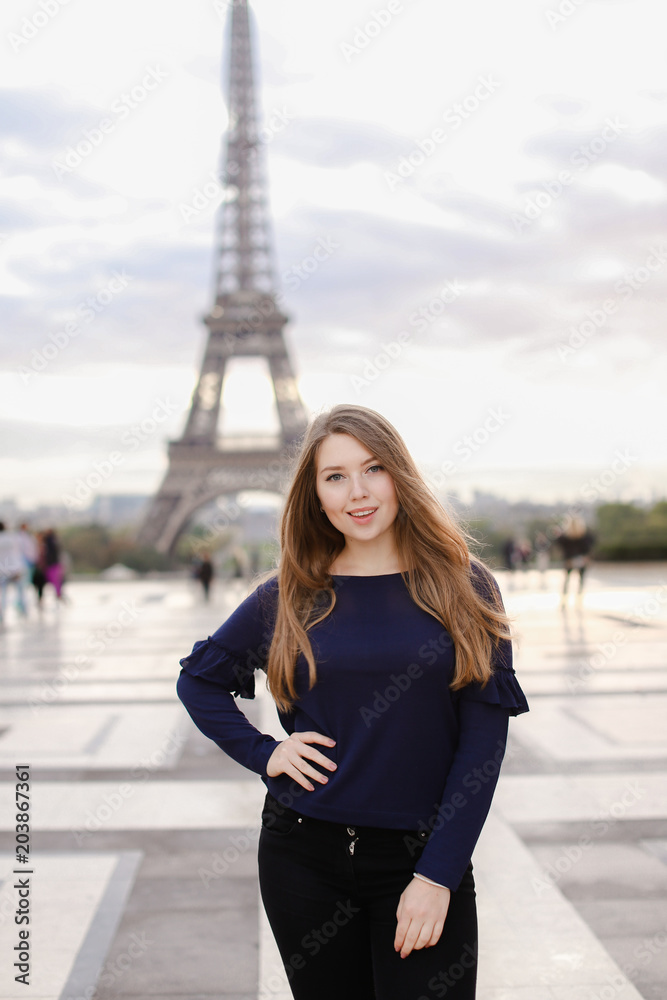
[262,790,430,840]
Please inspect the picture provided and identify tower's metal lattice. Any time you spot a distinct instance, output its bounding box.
[138,0,308,554]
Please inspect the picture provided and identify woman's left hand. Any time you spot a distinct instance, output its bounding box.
[394,877,451,959]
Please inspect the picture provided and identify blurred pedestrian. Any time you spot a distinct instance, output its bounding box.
[195,552,214,601]
[503,536,518,571]
[533,531,551,588]
[0,522,27,621]
[515,536,532,570]
[18,523,38,605]
[555,515,595,601]
[42,528,65,601]
[177,403,529,999]
[31,532,48,607]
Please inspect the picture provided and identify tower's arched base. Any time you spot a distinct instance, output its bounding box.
[136,443,295,555]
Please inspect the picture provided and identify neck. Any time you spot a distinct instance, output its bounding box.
[330,534,403,576]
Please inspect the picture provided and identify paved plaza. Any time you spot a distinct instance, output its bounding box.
[1,562,666,1000]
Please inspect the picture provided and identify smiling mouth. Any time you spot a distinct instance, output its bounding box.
[347,508,378,521]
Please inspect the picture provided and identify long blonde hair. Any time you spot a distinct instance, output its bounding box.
[267,403,511,712]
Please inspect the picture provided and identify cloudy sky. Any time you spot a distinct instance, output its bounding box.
[1,0,666,512]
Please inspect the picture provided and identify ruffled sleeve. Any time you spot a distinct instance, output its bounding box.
[179,637,257,700]
[459,636,529,716]
[179,573,279,699]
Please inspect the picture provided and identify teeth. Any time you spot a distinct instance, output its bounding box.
[349,510,376,517]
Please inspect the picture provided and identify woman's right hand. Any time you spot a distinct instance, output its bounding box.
[266,732,337,791]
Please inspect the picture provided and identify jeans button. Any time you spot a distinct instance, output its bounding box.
[346,826,356,836]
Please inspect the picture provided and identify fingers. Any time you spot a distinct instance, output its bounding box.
[293,738,337,773]
[427,920,445,949]
[266,732,337,788]
[282,762,319,791]
[286,734,337,776]
[394,917,442,959]
[286,756,332,790]
[394,880,450,958]
[297,731,336,747]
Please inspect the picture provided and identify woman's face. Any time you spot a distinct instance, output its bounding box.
[315,433,399,544]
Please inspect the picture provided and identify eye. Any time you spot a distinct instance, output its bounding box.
[325,472,344,481]
[365,464,384,474]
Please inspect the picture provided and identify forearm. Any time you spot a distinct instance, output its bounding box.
[415,700,510,890]
[177,670,281,776]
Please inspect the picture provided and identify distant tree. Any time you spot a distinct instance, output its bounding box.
[465,518,506,568]
[60,524,113,573]
[595,502,667,560]
[60,524,177,573]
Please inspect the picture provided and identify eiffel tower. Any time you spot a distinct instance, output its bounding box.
[138,0,309,554]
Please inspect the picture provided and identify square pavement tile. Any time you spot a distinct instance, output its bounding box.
[94,909,258,996]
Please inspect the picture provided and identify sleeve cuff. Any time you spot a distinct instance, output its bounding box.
[413,872,450,890]
[253,737,282,777]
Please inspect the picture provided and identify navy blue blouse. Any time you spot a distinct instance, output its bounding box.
[176,564,528,890]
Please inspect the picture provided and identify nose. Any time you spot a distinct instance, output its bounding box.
[348,474,370,500]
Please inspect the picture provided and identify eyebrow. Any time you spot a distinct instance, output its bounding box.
[319,457,378,473]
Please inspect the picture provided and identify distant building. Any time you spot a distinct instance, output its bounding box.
[88,495,149,528]
[0,497,21,524]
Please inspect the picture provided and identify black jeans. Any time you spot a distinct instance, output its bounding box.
[258,792,477,1000]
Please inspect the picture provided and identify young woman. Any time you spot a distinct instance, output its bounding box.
[177,403,529,999]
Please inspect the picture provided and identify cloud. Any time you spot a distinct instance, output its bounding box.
[273,116,412,169]
[0,87,87,151]
[0,418,121,459]
[520,119,667,192]
[535,95,590,119]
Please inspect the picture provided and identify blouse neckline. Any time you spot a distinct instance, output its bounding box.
[330,571,405,578]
